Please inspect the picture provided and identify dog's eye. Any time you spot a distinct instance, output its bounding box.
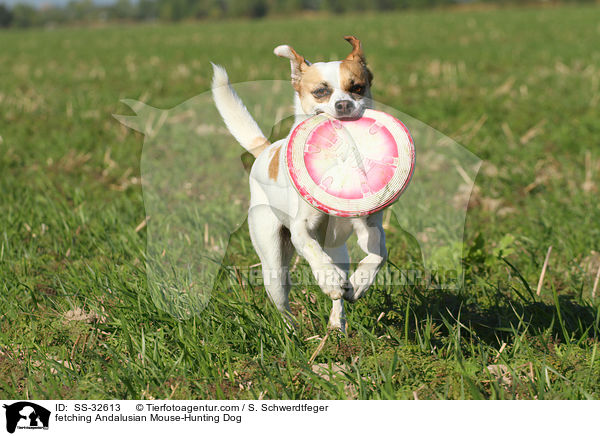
[350,84,365,95]
[312,87,331,98]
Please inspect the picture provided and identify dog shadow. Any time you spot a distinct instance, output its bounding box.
[366,286,598,347]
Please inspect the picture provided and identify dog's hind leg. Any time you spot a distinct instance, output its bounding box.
[248,206,295,325]
[324,244,350,332]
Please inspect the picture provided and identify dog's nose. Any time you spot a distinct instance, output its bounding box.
[335,100,354,116]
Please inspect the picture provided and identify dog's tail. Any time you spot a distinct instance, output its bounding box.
[211,63,270,158]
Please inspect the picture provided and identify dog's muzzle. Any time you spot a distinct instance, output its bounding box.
[335,100,355,117]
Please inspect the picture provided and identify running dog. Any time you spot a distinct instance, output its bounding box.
[211,36,386,332]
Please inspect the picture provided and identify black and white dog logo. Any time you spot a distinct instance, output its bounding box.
[3,402,50,433]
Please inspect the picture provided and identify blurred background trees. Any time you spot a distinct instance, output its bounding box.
[0,0,596,28]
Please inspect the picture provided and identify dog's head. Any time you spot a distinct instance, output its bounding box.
[274,36,373,120]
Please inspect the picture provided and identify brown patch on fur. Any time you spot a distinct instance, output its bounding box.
[268,145,281,180]
[249,136,270,157]
[296,66,330,113]
[340,60,373,94]
[294,64,324,93]
[341,36,373,91]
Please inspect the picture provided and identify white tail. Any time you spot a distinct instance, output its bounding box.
[211,63,270,157]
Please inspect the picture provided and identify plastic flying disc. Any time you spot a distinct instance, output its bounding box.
[285,109,415,217]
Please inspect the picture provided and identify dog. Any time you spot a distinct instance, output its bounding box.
[211,36,387,332]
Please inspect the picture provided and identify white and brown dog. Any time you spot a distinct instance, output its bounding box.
[211,36,386,332]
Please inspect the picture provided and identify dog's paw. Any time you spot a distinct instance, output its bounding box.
[327,321,346,334]
[323,286,344,300]
[316,268,348,300]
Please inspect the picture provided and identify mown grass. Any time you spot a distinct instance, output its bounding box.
[1,4,600,399]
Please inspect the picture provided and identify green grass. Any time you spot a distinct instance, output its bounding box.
[1,4,600,399]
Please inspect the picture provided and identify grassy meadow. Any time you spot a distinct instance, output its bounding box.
[1,4,600,399]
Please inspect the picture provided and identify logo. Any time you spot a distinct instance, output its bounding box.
[3,402,50,434]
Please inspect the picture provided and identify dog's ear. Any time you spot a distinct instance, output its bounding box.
[343,35,366,63]
[343,35,373,85]
[274,45,310,85]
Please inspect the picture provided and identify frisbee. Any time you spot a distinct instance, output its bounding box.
[285,109,415,217]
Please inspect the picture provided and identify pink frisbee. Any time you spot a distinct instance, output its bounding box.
[286,109,415,217]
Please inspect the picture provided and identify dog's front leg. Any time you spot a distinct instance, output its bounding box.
[345,212,388,303]
[290,219,348,300]
[325,245,350,332]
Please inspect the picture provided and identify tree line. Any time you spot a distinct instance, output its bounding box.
[0,0,595,28]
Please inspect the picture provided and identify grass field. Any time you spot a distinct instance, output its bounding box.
[1,4,600,400]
